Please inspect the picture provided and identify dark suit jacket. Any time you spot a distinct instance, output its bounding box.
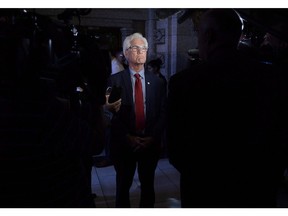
[167,53,288,183]
[107,68,166,159]
[0,80,94,207]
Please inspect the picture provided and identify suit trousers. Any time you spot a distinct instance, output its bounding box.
[113,149,159,207]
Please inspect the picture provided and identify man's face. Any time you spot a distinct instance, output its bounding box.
[124,38,147,65]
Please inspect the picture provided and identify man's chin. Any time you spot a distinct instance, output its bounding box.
[136,57,146,64]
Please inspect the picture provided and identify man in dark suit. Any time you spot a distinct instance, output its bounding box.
[167,9,288,207]
[107,33,166,207]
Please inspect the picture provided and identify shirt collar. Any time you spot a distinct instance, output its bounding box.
[130,68,145,79]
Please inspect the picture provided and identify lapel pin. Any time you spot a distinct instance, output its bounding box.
[147,82,150,85]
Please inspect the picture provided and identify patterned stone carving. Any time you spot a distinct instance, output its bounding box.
[154,28,165,44]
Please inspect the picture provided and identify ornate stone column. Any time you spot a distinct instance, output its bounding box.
[146,9,157,60]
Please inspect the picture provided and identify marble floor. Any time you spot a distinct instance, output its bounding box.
[91,157,181,208]
[91,156,288,208]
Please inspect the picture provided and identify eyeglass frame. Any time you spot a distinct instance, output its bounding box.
[127,45,149,52]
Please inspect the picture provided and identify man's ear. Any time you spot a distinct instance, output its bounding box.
[124,49,129,58]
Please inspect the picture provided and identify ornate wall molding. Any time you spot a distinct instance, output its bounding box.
[154,28,165,44]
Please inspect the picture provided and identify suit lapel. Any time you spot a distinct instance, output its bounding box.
[122,69,133,105]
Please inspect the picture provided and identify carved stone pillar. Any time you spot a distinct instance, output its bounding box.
[146,9,157,59]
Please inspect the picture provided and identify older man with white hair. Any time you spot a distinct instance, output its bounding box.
[106,32,166,207]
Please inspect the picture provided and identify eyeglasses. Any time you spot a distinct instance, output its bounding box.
[128,45,148,52]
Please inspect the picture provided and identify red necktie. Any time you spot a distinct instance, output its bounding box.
[134,73,145,131]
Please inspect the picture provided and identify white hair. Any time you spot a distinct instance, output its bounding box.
[122,33,148,53]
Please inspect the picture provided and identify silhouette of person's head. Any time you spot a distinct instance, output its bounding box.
[116,50,125,64]
[260,22,288,64]
[147,58,163,75]
[198,9,243,61]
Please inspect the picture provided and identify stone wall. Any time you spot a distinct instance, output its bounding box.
[31,8,199,80]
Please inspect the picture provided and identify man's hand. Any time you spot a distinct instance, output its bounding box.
[126,134,154,152]
[104,95,121,112]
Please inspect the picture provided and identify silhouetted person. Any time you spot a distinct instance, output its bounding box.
[0,10,109,207]
[107,33,166,207]
[167,9,288,207]
[94,49,125,168]
[93,87,122,168]
[259,22,288,75]
[110,49,125,75]
[259,21,288,184]
[147,58,167,89]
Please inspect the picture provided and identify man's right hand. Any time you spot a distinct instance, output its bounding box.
[104,95,121,112]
